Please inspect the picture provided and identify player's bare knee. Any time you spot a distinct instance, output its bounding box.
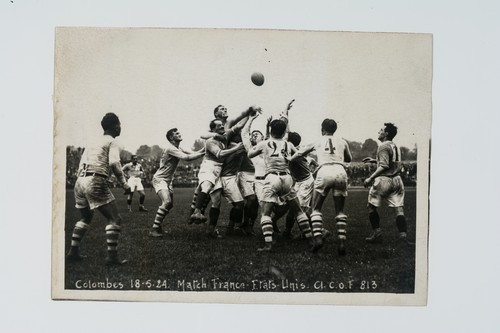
[395,206,405,216]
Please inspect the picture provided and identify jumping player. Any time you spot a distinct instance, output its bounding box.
[292,119,352,255]
[247,118,320,252]
[66,113,131,265]
[190,119,245,223]
[122,155,148,212]
[363,123,410,244]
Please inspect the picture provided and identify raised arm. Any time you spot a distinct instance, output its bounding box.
[242,113,260,151]
[169,148,205,161]
[289,143,315,161]
[226,106,259,128]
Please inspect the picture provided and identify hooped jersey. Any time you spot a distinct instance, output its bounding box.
[258,139,294,174]
[377,141,402,177]
[315,135,349,166]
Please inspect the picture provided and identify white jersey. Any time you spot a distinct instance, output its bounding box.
[258,139,294,174]
[314,135,349,167]
[122,162,143,178]
[251,155,266,177]
[78,134,121,177]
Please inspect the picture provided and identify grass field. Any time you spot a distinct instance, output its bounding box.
[64,187,416,293]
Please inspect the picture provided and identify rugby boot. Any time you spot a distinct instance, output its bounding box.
[365,228,383,243]
[257,242,273,252]
[105,252,128,266]
[310,236,323,253]
[149,226,168,238]
[139,205,148,212]
[66,248,86,262]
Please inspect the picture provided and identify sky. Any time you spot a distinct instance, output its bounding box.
[55,28,431,153]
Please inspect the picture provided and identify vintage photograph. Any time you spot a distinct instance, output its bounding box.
[52,28,432,305]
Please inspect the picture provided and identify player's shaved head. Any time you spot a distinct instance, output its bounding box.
[321,119,337,135]
[384,123,398,140]
[270,119,287,138]
[288,132,302,147]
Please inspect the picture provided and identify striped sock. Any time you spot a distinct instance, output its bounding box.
[190,191,198,213]
[71,221,89,247]
[153,207,168,229]
[105,224,121,252]
[260,216,273,243]
[296,212,312,238]
[310,212,324,238]
[336,214,348,241]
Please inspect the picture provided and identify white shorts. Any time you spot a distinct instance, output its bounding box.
[261,173,296,204]
[254,177,266,202]
[152,177,174,194]
[74,176,115,210]
[238,171,255,197]
[368,176,405,208]
[294,176,314,208]
[197,160,223,186]
[314,164,348,197]
[127,177,144,192]
[220,175,244,203]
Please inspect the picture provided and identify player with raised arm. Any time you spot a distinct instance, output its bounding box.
[363,123,410,244]
[190,105,259,214]
[247,118,320,253]
[190,119,246,223]
[66,113,131,265]
[122,155,148,212]
[240,113,266,235]
[149,128,205,237]
[291,119,352,255]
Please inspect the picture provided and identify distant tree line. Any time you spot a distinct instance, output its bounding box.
[65,139,417,188]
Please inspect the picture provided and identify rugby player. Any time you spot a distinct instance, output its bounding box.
[190,105,260,214]
[247,119,320,252]
[150,128,205,237]
[206,137,245,238]
[66,113,131,265]
[241,114,266,235]
[190,119,246,223]
[292,119,352,255]
[363,123,409,244]
[122,155,148,212]
[282,132,315,238]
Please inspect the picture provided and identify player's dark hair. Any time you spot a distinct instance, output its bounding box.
[384,123,398,140]
[251,130,263,137]
[270,119,287,138]
[209,119,222,131]
[101,113,120,131]
[213,105,223,117]
[321,119,337,135]
[166,128,178,141]
[288,132,302,147]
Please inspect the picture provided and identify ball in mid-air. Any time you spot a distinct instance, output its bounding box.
[251,72,265,86]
